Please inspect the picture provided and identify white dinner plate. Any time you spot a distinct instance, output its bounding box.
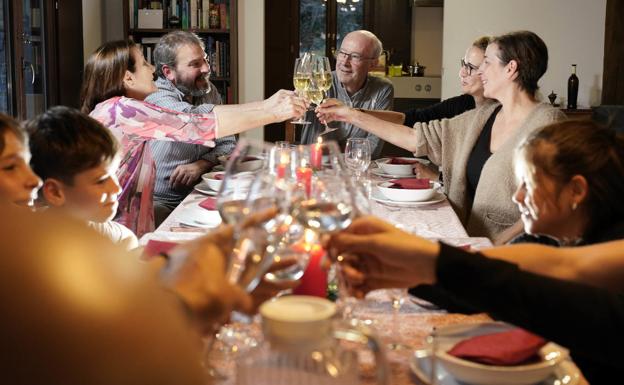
[176,205,222,228]
[193,181,219,196]
[371,188,446,206]
[410,350,581,385]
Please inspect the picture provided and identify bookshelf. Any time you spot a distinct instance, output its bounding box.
[122,0,238,104]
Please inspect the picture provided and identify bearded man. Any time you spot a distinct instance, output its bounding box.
[145,31,236,226]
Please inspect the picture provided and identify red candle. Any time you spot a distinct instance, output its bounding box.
[276,164,286,178]
[310,142,323,169]
[293,244,327,298]
[295,166,312,197]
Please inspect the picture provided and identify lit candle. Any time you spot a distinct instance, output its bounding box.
[295,166,312,197]
[310,137,323,169]
[293,230,327,298]
[279,151,289,178]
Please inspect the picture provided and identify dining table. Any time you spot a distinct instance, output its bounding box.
[141,174,585,385]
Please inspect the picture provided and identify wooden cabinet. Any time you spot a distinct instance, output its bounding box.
[122,0,238,103]
[0,0,83,119]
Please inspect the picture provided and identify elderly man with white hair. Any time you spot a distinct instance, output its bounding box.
[301,30,394,158]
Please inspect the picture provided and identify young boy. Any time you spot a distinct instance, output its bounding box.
[26,106,138,250]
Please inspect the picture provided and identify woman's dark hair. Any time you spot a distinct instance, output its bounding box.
[491,31,548,96]
[80,40,137,114]
[25,106,118,185]
[517,119,624,240]
[0,114,27,153]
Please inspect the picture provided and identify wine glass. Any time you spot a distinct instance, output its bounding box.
[312,55,336,135]
[345,138,371,179]
[386,288,412,351]
[292,53,313,125]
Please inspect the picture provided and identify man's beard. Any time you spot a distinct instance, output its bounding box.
[175,73,212,97]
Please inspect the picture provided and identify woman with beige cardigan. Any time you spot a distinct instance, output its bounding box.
[317,31,565,241]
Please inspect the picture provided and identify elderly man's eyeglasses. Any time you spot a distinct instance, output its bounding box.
[335,49,374,64]
[460,58,479,75]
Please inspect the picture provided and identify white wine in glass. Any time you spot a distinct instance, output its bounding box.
[292,53,313,125]
[313,56,336,134]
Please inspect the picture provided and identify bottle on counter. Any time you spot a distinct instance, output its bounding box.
[567,64,579,109]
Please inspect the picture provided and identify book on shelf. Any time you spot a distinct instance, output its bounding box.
[129,0,230,30]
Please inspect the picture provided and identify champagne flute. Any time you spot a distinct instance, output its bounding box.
[292,53,313,125]
[312,56,336,134]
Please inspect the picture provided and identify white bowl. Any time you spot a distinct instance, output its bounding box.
[376,157,427,176]
[432,322,568,385]
[201,171,225,191]
[376,180,440,202]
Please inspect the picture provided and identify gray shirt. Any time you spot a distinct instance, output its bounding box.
[144,77,236,204]
[300,71,394,158]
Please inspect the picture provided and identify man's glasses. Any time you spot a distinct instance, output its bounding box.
[335,49,374,64]
[460,58,479,75]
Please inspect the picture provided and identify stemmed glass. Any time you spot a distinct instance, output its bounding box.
[292,53,313,125]
[345,138,371,179]
[312,56,337,135]
[205,140,274,379]
[386,288,412,351]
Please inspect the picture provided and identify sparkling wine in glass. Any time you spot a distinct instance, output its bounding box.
[292,53,313,125]
[312,56,336,134]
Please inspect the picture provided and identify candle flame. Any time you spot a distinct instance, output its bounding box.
[316,136,323,145]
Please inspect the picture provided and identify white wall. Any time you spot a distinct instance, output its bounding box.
[238,0,265,141]
[411,7,443,77]
[82,0,124,62]
[442,0,606,107]
[82,0,104,63]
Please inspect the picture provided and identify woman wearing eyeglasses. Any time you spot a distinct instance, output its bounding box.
[404,36,492,128]
[403,36,493,180]
[318,31,565,242]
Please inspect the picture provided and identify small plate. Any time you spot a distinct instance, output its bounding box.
[176,205,222,228]
[194,181,218,196]
[410,350,580,385]
[371,188,446,207]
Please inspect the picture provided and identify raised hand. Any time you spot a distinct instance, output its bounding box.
[326,216,440,297]
[315,98,352,124]
[263,89,309,122]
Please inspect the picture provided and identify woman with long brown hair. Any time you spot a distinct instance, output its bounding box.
[80,40,307,236]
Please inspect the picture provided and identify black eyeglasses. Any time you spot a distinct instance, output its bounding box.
[334,49,374,64]
[460,58,479,75]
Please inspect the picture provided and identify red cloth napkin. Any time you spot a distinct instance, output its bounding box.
[448,328,547,366]
[143,240,178,259]
[388,178,431,189]
[199,197,217,210]
[389,157,421,165]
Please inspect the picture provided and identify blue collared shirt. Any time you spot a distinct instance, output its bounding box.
[145,77,236,204]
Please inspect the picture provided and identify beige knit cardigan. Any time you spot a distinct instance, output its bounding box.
[412,102,565,239]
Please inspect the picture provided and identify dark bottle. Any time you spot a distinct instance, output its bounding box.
[567,64,579,109]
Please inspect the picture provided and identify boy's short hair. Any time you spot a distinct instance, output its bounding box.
[0,113,28,153]
[25,106,119,185]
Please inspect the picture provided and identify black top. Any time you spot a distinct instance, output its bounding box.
[404,94,476,127]
[433,243,624,385]
[466,105,500,199]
